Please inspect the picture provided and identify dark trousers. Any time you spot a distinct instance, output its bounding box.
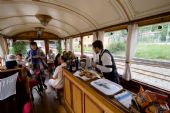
[103,71,120,84]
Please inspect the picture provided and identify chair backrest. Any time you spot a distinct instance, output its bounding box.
[0,72,18,100]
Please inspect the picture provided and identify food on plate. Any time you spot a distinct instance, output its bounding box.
[79,70,96,79]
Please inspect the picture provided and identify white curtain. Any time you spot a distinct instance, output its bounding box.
[98,31,104,42]
[93,32,97,42]
[69,38,73,52]
[123,24,138,81]
[0,36,8,59]
[93,31,104,42]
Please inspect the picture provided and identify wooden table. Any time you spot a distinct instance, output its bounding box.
[63,69,130,113]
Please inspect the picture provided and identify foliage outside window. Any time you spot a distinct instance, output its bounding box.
[83,35,93,53]
[11,41,27,56]
[104,29,127,57]
[56,40,62,54]
[135,22,170,61]
[73,37,81,52]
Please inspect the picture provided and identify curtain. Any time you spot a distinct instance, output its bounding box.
[0,36,8,59]
[93,32,97,42]
[69,38,73,52]
[93,31,104,42]
[123,24,138,81]
[98,31,104,41]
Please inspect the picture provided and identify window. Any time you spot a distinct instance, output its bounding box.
[135,22,170,61]
[73,37,81,53]
[49,40,57,55]
[61,40,65,52]
[104,30,127,57]
[83,35,93,54]
[104,29,128,75]
[34,40,46,54]
[131,22,170,91]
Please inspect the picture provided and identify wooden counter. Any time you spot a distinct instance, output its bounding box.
[63,69,129,113]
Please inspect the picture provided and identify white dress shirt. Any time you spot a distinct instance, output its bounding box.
[96,50,113,73]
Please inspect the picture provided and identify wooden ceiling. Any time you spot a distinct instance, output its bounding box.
[0,0,169,39]
[13,31,59,40]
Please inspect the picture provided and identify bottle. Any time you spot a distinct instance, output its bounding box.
[72,59,76,72]
[75,57,79,70]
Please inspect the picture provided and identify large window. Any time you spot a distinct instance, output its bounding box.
[104,30,127,57]
[73,37,81,53]
[135,22,170,61]
[131,22,170,91]
[61,40,65,52]
[49,40,57,55]
[34,40,46,54]
[104,29,127,75]
[83,35,93,54]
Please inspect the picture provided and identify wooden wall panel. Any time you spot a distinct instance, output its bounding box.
[85,95,103,113]
[64,78,72,106]
[72,84,83,113]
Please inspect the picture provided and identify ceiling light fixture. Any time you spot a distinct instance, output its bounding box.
[36,14,52,26]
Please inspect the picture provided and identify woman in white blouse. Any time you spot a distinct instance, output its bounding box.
[48,55,67,91]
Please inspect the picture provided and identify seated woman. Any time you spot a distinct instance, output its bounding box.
[47,55,67,93]
[54,53,61,68]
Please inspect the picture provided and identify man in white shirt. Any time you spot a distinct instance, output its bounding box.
[92,40,120,84]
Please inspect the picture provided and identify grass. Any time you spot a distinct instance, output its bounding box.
[135,43,170,60]
[74,43,170,61]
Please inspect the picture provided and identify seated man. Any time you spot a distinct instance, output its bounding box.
[47,55,67,96]
[5,54,18,69]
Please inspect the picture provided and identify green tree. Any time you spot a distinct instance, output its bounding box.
[11,41,27,55]
[57,40,62,54]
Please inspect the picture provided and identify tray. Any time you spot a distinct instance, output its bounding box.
[90,78,123,96]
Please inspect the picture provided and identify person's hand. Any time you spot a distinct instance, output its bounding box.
[28,56,32,61]
[92,62,97,68]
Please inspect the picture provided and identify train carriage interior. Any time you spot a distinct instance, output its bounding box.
[0,0,170,113]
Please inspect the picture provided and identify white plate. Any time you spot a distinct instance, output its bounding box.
[73,70,100,81]
[90,78,123,96]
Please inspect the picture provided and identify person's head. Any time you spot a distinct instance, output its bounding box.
[30,42,38,50]
[63,51,67,55]
[54,53,61,66]
[92,40,103,54]
[16,53,22,60]
[60,55,67,64]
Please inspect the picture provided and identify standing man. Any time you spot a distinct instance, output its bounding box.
[92,40,120,84]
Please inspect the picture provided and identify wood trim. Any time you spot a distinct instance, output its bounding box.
[45,40,49,54]
[63,69,128,113]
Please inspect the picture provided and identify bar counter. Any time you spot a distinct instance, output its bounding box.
[63,68,130,113]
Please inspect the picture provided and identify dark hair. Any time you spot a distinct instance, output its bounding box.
[17,53,22,57]
[30,41,37,46]
[61,55,67,62]
[30,42,38,50]
[54,53,61,67]
[92,40,103,49]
